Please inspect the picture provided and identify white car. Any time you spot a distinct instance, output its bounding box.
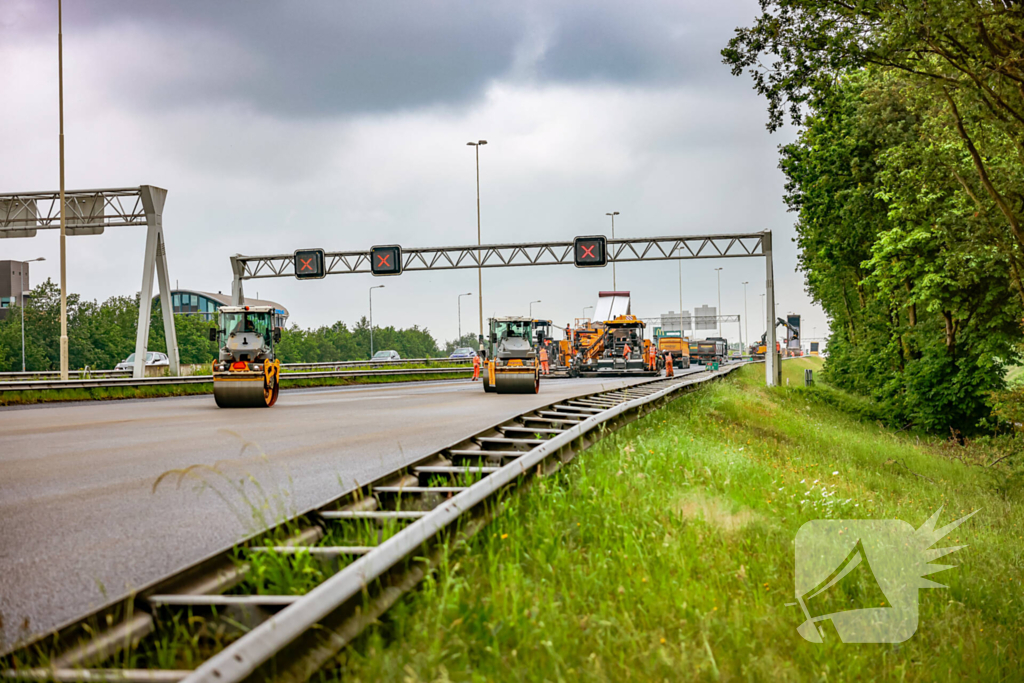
[115,351,170,371]
[371,350,401,361]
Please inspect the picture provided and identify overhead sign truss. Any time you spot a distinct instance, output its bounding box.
[0,185,180,380]
[233,233,766,281]
[0,187,149,238]
[229,230,780,386]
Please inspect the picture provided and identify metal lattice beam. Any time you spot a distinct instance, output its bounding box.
[232,233,767,280]
[0,187,147,238]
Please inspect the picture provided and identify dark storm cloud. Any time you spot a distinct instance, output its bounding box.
[3,0,749,117]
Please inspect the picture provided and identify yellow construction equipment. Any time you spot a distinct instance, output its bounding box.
[209,305,282,408]
[657,335,691,369]
[578,315,659,377]
[482,317,540,394]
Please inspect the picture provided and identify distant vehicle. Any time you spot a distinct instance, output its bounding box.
[449,347,477,359]
[371,350,401,361]
[688,339,727,365]
[115,351,169,371]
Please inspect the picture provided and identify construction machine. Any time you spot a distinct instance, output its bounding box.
[531,319,571,374]
[209,305,283,408]
[689,338,728,365]
[577,315,659,377]
[750,318,799,359]
[483,316,540,394]
[657,335,691,369]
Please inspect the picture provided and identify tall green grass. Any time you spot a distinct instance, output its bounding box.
[331,358,1023,682]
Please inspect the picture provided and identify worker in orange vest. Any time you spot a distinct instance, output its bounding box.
[622,342,632,359]
[472,352,481,381]
[647,343,656,370]
[664,352,674,377]
[539,344,550,375]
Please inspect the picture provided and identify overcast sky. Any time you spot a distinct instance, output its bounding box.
[0,0,829,349]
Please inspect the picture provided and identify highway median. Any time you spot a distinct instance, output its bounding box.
[0,364,472,406]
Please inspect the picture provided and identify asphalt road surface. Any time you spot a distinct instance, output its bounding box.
[0,373,683,649]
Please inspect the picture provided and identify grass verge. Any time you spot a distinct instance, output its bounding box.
[0,370,471,406]
[328,358,1023,682]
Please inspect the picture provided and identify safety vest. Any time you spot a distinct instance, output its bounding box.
[623,344,631,358]
[539,347,549,362]
[472,355,480,368]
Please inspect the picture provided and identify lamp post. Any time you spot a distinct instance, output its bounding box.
[467,140,487,352]
[458,292,472,343]
[529,300,541,318]
[58,0,69,381]
[583,305,593,319]
[369,285,385,357]
[605,211,619,290]
[678,260,684,336]
[20,257,46,372]
[714,267,723,337]
[741,281,749,350]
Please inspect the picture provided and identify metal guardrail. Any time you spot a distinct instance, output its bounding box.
[1,363,746,681]
[0,366,471,393]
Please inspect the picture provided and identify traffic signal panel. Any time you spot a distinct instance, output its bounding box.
[293,248,326,280]
[573,235,607,267]
[370,245,403,276]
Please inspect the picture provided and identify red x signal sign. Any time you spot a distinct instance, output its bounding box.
[370,245,402,276]
[573,235,607,268]
[293,248,326,280]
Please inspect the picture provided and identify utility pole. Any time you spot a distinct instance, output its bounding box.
[21,257,46,372]
[583,305,593,319]
[58,0,69,381]
[369,285,384,357]
[714,267,723,337]
[529,300,541,318]
[741,281,749,350]
[606,212,619,290]
[458,292,471,343]
[467,140,487,352]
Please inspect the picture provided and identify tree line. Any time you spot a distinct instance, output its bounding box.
[724,1,1024,433]
[0,279,471,371]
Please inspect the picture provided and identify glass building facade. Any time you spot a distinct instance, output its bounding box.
[155,290,288,328]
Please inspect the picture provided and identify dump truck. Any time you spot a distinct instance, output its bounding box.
[209,305,283,408]
[657,335,691,369]
[689,338,727,365]
[483,316,540,394]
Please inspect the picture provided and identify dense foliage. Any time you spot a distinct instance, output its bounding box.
[724,1,1024,433]
[0,279,459,371]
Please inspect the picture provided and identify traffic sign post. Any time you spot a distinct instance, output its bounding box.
[573,235,607,268]
[293,249,326,280]
[370,245,402,276]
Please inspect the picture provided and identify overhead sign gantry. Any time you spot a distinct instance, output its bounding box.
[0,185,180,379]
[229,231,780,385]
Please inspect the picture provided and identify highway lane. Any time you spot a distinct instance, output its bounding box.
[0,373,675,649]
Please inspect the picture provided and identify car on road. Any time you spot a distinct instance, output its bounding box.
[115,351,170,371]
[372,350,401,361]
[449,347,477,359]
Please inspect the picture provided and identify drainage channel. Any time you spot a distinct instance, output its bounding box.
[3,364,746,683]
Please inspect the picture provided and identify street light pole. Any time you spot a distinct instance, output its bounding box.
[606,212,619,290]
[678,260,684,337]
[714,267,723,337]
[21,257,46,372]
[458,292,471,342]
[369,285,385,357]
[583,306,593,320]
[741,281,749,350]
[58,0,69,381]
[529,300,541,318]
[467,140,487,352]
